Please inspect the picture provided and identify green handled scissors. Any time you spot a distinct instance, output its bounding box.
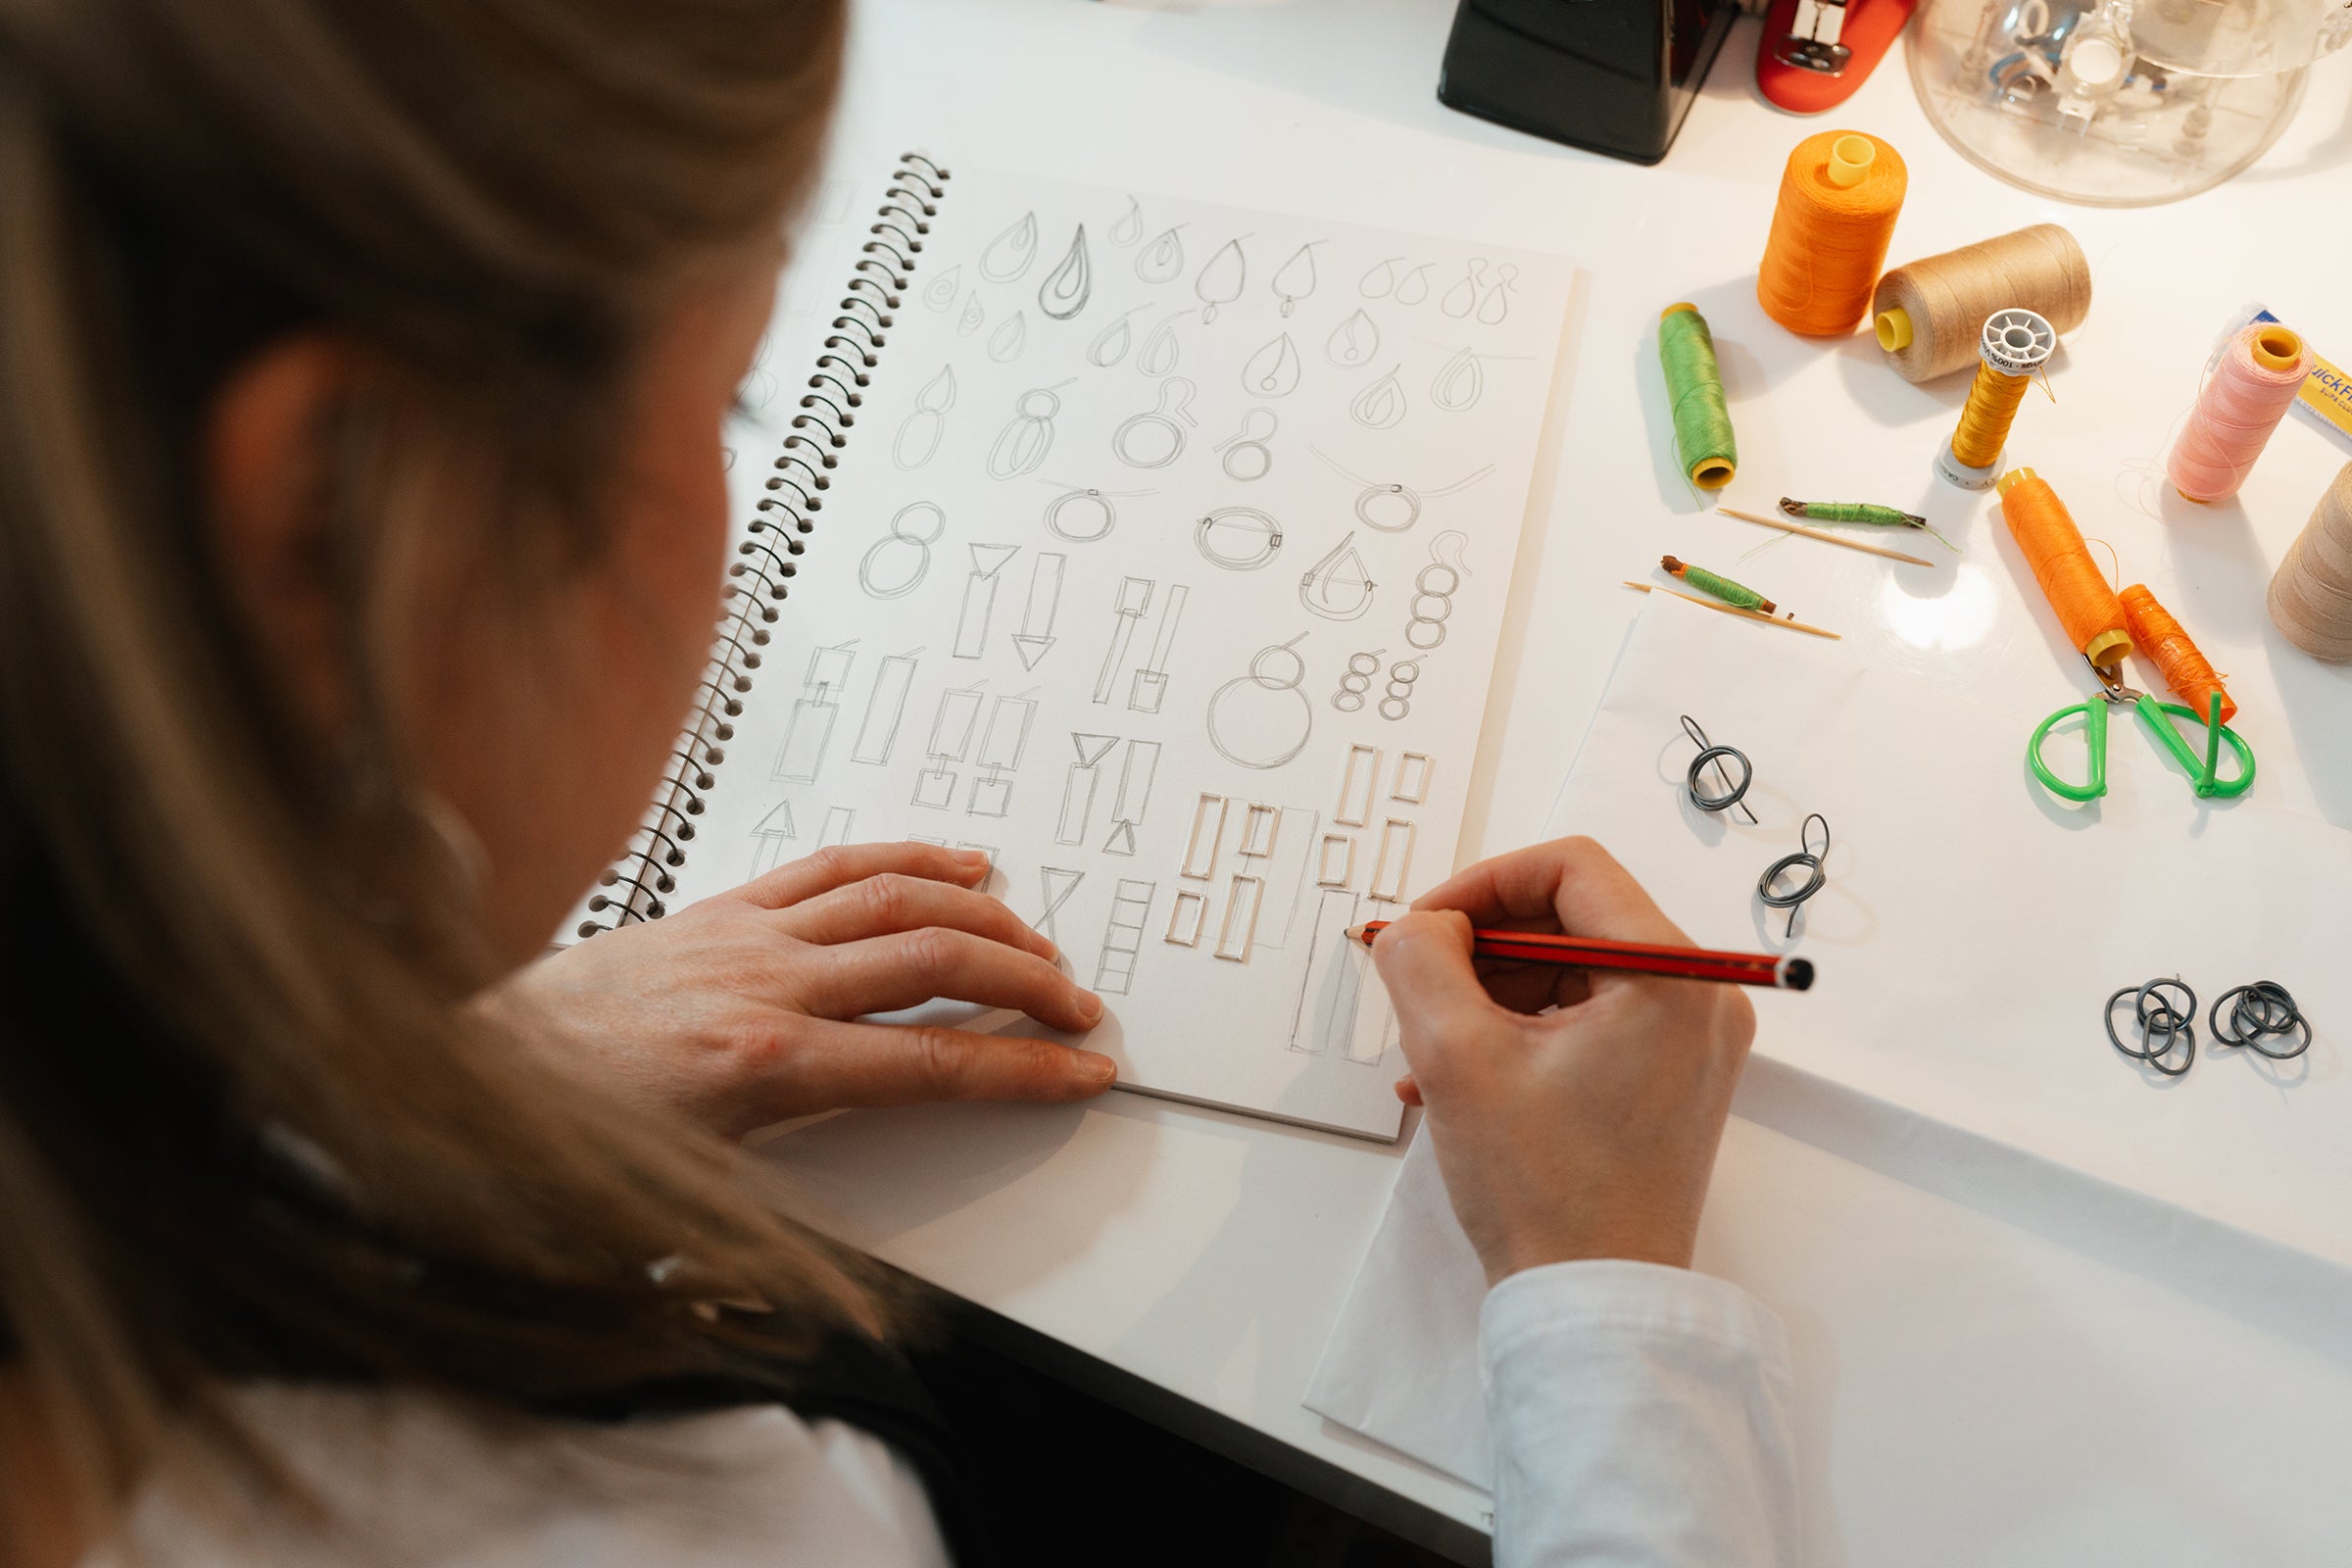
[2029,659,2255,803]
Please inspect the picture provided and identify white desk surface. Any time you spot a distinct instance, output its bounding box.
[760,0,2352,1557]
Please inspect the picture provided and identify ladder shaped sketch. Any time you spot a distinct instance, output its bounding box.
[774,642,857,783]
[1094,879,1154,995]
[968,693,1039,817]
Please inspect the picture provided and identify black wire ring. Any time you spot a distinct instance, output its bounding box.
[2105,979,2197,1075]
[1756,813,1831,937]
[1678,714,1757,823]
[2210,981,2312,1060]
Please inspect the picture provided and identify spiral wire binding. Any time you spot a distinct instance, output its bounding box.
[574,153,946,938]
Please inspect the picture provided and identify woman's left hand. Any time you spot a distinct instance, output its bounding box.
[490,841,1114,1137]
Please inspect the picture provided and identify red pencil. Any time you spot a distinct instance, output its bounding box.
[1346,921,1813,991]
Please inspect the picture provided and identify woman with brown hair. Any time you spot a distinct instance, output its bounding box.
[0,1,1789,1563]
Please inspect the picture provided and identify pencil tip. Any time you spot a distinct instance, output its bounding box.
[1783,957,1815,992]
[1344,923,1368,941]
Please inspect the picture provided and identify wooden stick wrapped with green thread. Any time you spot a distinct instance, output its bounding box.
[1658,303,1737,491]
[1661,555,1775,614]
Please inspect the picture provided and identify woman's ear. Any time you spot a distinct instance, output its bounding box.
[202,334,364,738]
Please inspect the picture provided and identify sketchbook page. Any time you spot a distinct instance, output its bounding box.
[684,166,1576,1140]
[1544,591,2352,1267]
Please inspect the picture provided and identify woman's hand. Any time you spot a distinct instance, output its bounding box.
[492,842,1113,1138]
[1371,837,1754,1285]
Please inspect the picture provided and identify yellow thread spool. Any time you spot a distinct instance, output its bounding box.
[1936,308,2054,490]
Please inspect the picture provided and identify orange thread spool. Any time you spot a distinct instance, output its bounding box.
[1756,130,1908,337]
[1950,362,2032,468]
[1996,466,2132,669]
[2120,585,2236,724]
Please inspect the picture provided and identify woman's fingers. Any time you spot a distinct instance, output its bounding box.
[805,927,1102,1034]
[1414,837,1688,947]
[740,1016,1117,1120]
[1371,910,1506,1094]
[735,841,989,910]
[775,872,1054,959]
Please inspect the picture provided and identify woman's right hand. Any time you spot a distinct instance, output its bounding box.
[1370,837,1755,1286]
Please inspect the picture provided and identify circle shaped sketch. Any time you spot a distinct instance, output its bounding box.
[1207,640,1313,769]
[1045,487,1119,544]
[1215,408,1278,482]
[1355,483,1418,533]
[1195,507,1284,571]
[858,502,945,600]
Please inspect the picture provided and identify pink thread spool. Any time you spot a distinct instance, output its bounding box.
[2169,323,2313,503]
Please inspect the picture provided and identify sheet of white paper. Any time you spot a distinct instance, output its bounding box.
[674,165,1575,1139]
[1545,592,2352,1265]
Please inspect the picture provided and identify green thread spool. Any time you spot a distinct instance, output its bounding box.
[1799,501,1914,527]
[1659,303,1738,491]
[1662,555,1772,612]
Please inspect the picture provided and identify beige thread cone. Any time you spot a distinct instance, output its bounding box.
[2270,462,2352,661]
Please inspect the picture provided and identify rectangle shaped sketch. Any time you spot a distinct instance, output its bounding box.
[1288,887,1362,1054]
[1129,583,1189,713]
[774,642,857,783]
[1056,732,1120,845]
[969,694,1039,817]
[1164,888,1207,947]
[1370,818,1416,903]
[817,805,856,850]
[1238,803,1279,859]
[1334,743,1381,827]
[1317,834,1354,888]
[1392,752,1433,805]
[1181,793,1228,879]
[1215,874,1264,962]
[852,652,919,766]
[1103,740,1161,857]
[1095,879,1154,995]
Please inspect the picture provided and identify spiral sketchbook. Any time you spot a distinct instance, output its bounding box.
[573,155,1575,1140]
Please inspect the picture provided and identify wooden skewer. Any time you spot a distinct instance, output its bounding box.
[1717,505,1936,567]
[1622,581,1843,640]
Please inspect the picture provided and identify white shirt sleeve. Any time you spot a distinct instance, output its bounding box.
[1481,1260,1798,1568]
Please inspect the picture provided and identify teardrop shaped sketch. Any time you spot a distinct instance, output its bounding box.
[1135,224,1187,284]
[1348,366,1407,430]
[1194,236,1248,323]
[979,210,1040,283]
[1213,408,1278,482]
[1108,195,1144,247]
[1110,376,1198,469]
[1325,309,1379,368]
[1395,262,1433,306]
[1478,262,1520,325]
[892,365,956,470]
[1271,242,1322,317]
[1240,332,1301,398]
[1442,257,1490,319]
[1431,347,1484,412]
[987,382,1069,481]
[957,293,985,337]
[1206,635,1313,770]
[1195,507,1285,571]
[1359,257,1399,299]
[1310,446,1494,532]
[922,265,962,313]
[1138,309,1190,377]
[1298,532,1376,621]
[1039,224,1092,320]
[1088,305,1145,368]
[988,310,1028,364]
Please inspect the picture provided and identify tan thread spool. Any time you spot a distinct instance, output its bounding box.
[1873,225,2091,383]
[2269,461,2352,661]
